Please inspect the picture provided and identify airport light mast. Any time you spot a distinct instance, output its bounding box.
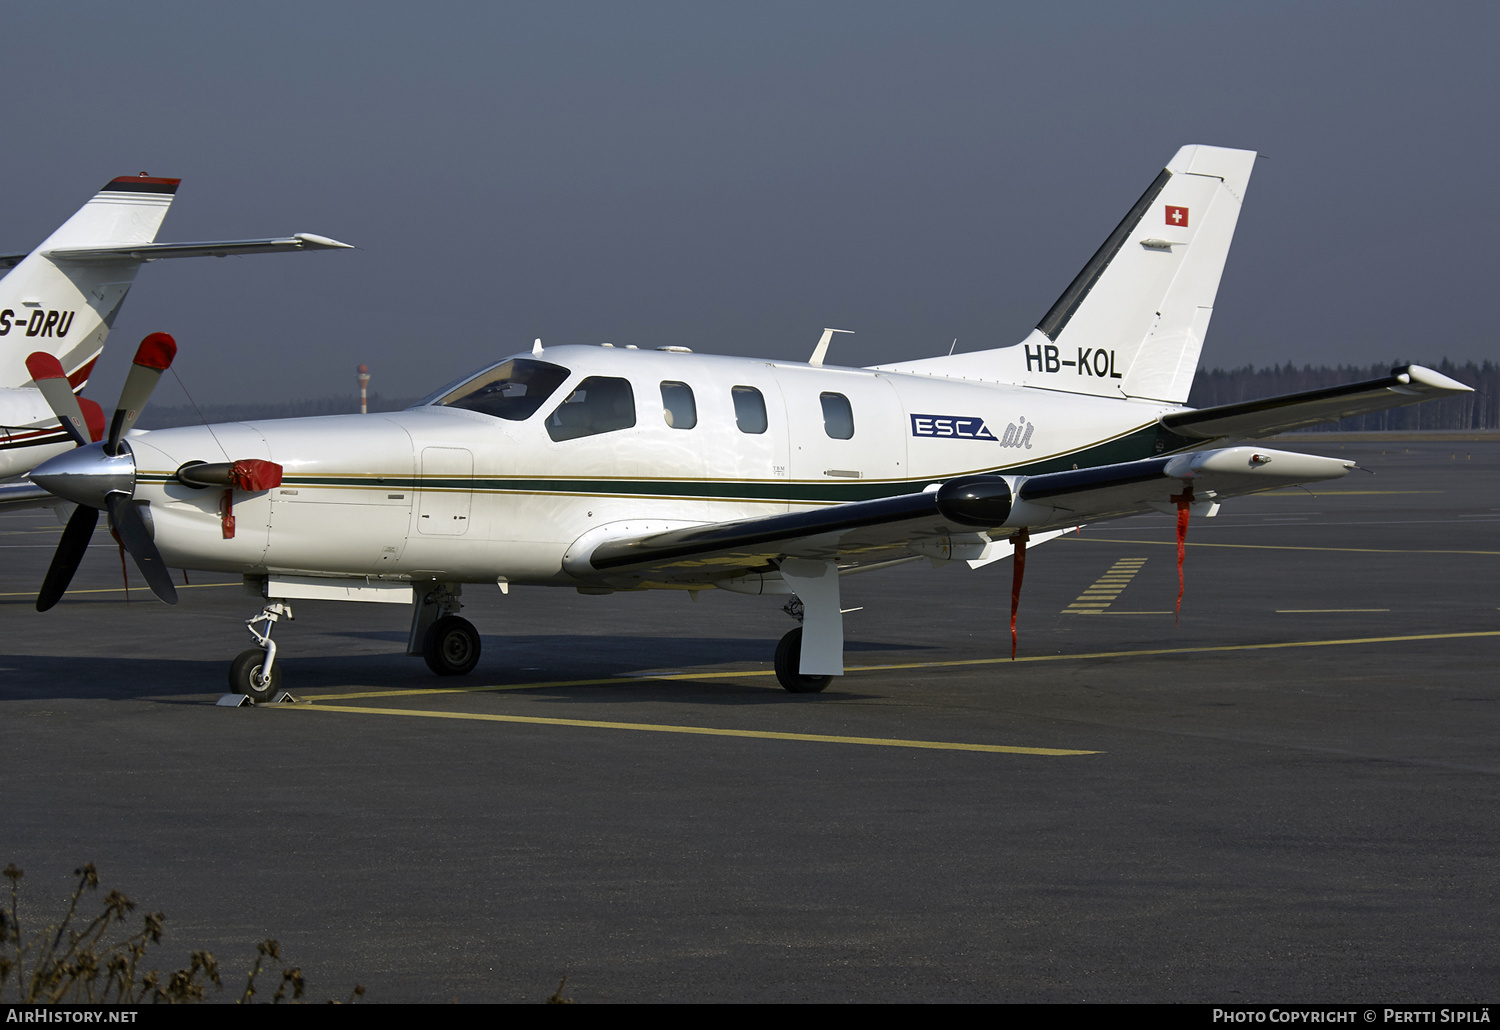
[356,363,370,414]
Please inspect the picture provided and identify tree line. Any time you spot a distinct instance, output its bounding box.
[136,359,1499,432]
[1188,359,1499,432]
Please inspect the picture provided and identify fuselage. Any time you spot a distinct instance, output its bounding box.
[127,345,1194,587]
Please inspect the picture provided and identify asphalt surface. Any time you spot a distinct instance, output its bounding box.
[2,438,1497,1003]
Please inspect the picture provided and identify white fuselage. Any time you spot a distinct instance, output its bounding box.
[128,346,1186,587]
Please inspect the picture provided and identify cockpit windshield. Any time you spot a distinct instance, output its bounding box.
[434,359,571,420]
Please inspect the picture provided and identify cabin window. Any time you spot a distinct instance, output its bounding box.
[435,358,570,421]
[732,386,767,434]
[546,376,637,442]
[820,392,854,439]
[660,381,697,429]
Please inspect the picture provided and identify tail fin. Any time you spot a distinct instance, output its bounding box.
[0,176,179,391]
[874,145,1257,405]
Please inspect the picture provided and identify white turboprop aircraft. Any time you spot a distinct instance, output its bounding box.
[24,145,1470,700]
[0,174,350,497]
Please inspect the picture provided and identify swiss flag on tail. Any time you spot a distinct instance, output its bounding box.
[1166,205,1189,226]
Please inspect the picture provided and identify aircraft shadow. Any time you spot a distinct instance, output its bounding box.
[0,634,933,705]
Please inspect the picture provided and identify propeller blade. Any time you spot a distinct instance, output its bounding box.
[24,352,91,448]
[36,503,100,611]
[104,493,178,605]
[106,332,177,455]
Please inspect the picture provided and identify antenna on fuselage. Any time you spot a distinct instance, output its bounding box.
[532,337,543,355]
[809,328,853,367]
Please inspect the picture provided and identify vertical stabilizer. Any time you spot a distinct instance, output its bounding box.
[0,176,179,391]
[873,145,1256,405]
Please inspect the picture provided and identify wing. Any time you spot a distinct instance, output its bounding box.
[1162,364,1470,440]
[44,233,353,262]
[0,480,62,512]
[563,445,1353,589]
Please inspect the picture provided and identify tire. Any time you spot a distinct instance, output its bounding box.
[773,627,831,694]
[229,648,281,703]
[423,615,481,676]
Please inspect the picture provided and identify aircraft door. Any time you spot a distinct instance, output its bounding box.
[776,369,908,493]
[417,446,474,536]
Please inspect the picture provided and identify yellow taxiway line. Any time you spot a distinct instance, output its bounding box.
[307,628,1500,703]
[0,582,239,598]
[277,703,1096,756]
[1061,537,1500,557]
[277,628,1500,755]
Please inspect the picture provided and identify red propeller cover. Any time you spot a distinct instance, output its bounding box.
[24,352,68,381]
[133,332,177,370]
[228,460,283,492]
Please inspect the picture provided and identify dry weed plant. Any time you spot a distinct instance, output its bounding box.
[0,862,364,1004]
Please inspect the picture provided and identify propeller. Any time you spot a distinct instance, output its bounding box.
[23,352,105,447]
[29,333,181,611]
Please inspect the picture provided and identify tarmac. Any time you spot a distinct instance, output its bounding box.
[2,437,1496,1002]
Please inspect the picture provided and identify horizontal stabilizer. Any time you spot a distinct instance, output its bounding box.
[1162,365,1472,440]
[45,233,353,263]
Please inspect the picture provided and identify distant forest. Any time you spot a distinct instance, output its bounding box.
[135,360,1500,433]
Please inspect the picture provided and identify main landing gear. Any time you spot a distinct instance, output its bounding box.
[408,583,481,676]
[770,556,845,695]
[774,623,832,694]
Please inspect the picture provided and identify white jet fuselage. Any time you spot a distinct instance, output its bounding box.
[129,346,1183,587]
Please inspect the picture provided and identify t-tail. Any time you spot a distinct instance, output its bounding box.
[875,144,1257,405]
[0,176,182,392]
[0,175,352,394]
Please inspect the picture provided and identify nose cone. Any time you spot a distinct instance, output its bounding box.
[31,442,136,508]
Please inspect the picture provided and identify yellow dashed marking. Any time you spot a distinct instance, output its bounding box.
[1063,558,1148,614]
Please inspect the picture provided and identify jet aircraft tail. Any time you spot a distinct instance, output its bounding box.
[874,144,1257,405]
[0,175,180,392]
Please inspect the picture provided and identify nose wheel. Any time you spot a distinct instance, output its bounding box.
[229,648,283,703]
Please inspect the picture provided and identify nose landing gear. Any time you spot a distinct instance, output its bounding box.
[230,601,295,703]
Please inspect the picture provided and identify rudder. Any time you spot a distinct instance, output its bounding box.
[875,145,1257,405]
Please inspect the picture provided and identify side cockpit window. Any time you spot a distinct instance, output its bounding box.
[547,376,637,442]
[661,381,697,429]
[732,386,767,434]
[435,358,570,421]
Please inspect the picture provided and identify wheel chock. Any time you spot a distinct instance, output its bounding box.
[216,691,301,707]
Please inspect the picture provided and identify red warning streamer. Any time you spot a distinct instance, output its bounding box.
[1171,485,1193,625]
[1010,528,1029,659]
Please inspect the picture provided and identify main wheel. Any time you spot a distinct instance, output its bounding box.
[773,627,832,694]
[229,648,281,703]
[423,615,481,676]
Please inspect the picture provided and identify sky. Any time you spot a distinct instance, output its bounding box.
[4,1,1496,406]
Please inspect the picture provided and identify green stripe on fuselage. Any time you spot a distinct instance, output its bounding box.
[137,424,1198,504]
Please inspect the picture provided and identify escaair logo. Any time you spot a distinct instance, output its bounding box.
[906,410,1038,446]
[910,414,995,441]
[910,413,1035,449]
